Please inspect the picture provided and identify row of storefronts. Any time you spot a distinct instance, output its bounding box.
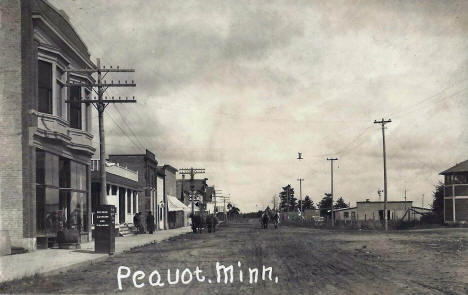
[0,0,196,251]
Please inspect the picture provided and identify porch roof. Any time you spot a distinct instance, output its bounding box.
[440,159,468,175]
[168,195,191,213]
[91,171,143,191]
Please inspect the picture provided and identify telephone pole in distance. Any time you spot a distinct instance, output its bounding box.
[327,157,338,227]
[374,118,391,231]
[179,168,205,216]
[297,178,304,213]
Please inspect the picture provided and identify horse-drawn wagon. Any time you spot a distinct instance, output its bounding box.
[190,212,218,233]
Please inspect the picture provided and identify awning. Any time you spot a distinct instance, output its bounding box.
[168,195,191,213]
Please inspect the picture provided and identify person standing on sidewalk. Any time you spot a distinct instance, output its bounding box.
[146,211,155,234]
[133,213,139,234]
[137,212,145,234]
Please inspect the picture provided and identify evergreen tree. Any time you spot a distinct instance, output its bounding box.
[431,182,444,223]
[318,194,333,217]
[303,195,315,209]
[279,184,296,211]
[334,197,349,209]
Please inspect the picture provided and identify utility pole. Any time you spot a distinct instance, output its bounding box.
[223,198,227,221]
[327,158,338,227]
[180,174,185,202]
[179,168,205,216]
[65,58,136,205]
[374,118,391,231]
[297,178,304,213]
[215,189,223,216]
[297,152,304,214]
[214,194,229,221]
[214,187,217,215]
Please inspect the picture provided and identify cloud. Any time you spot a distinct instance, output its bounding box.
[50,0,468,212]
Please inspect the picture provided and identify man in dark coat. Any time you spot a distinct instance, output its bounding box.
[137,212,145,234]
[133,213,140,234]
[146,211,155,234]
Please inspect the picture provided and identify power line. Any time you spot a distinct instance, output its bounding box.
[105,109,145,151]
[65,59,136,205]
[111,104,147,150]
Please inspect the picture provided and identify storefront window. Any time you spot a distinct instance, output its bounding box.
[36,149,89,235]
[36,149,61,234]
[44,188,60,233]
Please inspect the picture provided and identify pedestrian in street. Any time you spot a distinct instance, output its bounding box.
[146,211,155,234]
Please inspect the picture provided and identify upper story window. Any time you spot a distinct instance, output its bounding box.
[445,174,468,185]
[38,60,53,114]
[56,68,65,118]
[69,86,82,129]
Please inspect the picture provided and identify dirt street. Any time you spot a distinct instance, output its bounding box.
[1,220,467,294]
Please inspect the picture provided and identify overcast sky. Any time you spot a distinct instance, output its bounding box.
[50,0,468,212]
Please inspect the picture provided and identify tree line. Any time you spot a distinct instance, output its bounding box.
[278,184,349,216]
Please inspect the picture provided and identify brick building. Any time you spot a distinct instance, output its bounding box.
[440,160,468,224]
[1,0,95,250]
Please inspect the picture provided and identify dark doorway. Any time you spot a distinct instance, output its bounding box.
[378,210,391,221]
[119,187,126,224]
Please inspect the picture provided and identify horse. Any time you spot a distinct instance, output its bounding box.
[206,214,218,233]
[261,212,269,229]
[272,212,280,229]
[190,214,206,233]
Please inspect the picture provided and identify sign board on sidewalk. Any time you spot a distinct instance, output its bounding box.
[94,205,116,254]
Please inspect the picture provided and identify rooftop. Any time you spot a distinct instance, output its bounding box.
[334,207,357,211]
[357,201,412,204]
[439,159,468,175]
